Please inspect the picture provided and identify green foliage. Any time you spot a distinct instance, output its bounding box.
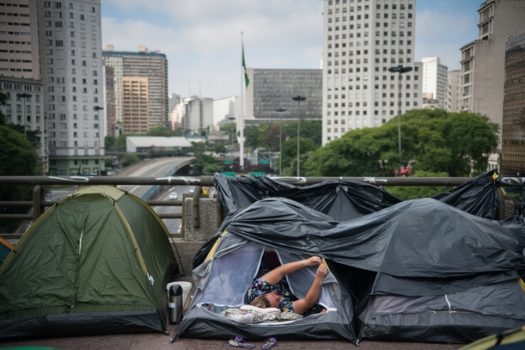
[147,126,177,136]
[121,153,140,167]
[0,118,40,232]
[191,143,222,175]
[304,109,498,177]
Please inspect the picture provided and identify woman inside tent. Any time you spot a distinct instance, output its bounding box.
[246,256,329,315]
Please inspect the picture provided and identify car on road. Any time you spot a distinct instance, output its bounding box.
[168,191,178,200]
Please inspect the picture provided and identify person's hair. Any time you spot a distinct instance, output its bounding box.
[250,294,271,308]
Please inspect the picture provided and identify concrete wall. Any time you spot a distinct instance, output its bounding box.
[173,196,221,276]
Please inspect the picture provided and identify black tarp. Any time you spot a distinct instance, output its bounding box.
[186,172,525,343]
[221,197,525,343]
[433,170,501,219]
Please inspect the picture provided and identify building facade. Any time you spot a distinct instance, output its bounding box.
[0,0,40,80]
[460,0,525,128]
[322,0,421,144]
[245,68,322,122]
[213,96,239,130]
[38,0,105,176]
[500,33,525,175]
[103,48,168,134]
[421,57,448,109]
[181,96,213,133]
[447,69,462,112]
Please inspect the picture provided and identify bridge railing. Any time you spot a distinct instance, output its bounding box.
[1,175,524,241]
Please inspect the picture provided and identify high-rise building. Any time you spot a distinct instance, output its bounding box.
[181,96,213,132]
[103,47,168,134]
[245,68,322,122]
[322,0,421,145]
[122,76,149,133]
[0,0,40,80]
[460,0,525,128]
[500,33,525,176]
[213,96,239,130]
[421,57,448,109]
[104,65,117,136]
[37,0,105,176]
[447,69,462,112]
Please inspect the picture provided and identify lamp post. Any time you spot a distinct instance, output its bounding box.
[274,108,286,175]
[17,92,32,136]
[388,65,412,162]
[292,95,306,177]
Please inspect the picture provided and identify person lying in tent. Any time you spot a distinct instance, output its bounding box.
[246,256,329,315]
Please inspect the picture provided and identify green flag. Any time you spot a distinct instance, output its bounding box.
[242,42,249,88]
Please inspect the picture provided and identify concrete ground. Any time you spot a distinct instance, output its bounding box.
[1,327,463,350]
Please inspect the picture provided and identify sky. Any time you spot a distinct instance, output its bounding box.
[101,0,482,99]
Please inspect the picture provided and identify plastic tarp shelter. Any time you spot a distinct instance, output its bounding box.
[181,172,525,343]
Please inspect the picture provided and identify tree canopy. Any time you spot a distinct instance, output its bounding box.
[304,109,498,177]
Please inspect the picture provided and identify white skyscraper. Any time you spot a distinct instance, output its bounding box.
[38,0,105,176]
[322,0,421,145]
[421,57,448,109]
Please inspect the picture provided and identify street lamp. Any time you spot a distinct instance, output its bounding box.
[292,95,306,177]
[388,65,412,162]
[274,108,287,175]
[17,92,32,136]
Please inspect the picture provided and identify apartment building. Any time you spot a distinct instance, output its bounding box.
[460,0,525,128]
[322,0,421,144]
[103,47,168,134]
[37,0,105,176]
[500,33,525,175]
[447,69,462,112]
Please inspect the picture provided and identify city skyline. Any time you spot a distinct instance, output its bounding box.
[101,0,480,99]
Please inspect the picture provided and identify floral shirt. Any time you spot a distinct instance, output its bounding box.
[245,278,296,313]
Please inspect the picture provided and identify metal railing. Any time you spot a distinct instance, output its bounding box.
[1,175,524,240]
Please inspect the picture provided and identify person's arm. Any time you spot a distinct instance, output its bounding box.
[292,264,329,315]
[260,256,321,285]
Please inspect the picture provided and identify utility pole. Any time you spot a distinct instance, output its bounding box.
[292,95,306,177]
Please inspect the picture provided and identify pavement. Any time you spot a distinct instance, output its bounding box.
[1,328,463,350]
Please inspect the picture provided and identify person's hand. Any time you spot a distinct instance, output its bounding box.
[303,256,322,267]
[316,264,329,280]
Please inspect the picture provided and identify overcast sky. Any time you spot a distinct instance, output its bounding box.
[101,0,481,99]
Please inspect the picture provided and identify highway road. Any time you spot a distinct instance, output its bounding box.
[119,157,193,198]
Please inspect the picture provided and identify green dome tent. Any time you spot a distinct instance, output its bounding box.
[0,186,180,340]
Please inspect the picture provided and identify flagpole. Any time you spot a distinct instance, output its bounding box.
[239,32,246,171]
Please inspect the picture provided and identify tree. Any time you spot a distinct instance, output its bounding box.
[304,109,498,177]
[0,92,41,232]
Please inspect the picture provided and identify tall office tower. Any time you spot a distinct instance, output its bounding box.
[500,33,525,176]
[245,68,322,122]
[38,0,105,176]
[447,69,462,112]
[421,57,448,109]
[0,0,47,171]
[460,0,525,128]
[322,0,420,145]
[103,47,168,134]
